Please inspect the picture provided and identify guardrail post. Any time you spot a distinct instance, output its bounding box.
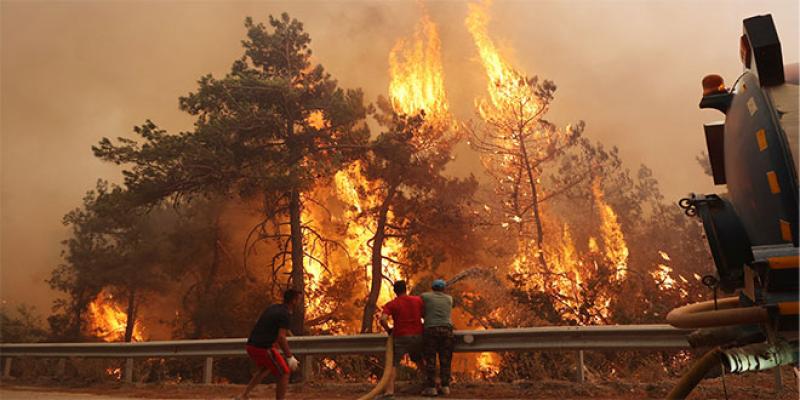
[124,358,134,384]
[203,357,213,384]
[575,350,585,384]
[3,358,12,378]
[302,355,313,382]
[56,358,66,377]
[773,366,783,393]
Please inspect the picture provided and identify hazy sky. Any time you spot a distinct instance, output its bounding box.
[1,0,797,313]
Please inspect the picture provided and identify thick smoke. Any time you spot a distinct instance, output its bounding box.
[1,0,797,312]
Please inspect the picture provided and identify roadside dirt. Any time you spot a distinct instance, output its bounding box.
[1,367,797,399]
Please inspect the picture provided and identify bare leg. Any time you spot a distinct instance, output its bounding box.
[276,371,290,400]
[238,366,270,399]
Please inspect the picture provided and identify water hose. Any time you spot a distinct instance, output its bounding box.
[668,341,799,398]
[667,347,723,400]
[666,297,769,329]
[357,336,394,400]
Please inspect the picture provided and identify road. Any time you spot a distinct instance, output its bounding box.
[0,387,149,400]
[1,370,797,400]
[0,386,505,400]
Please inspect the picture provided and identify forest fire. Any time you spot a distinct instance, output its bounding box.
[465,0,631,325]
[301,5,456,332]
[87,290,144,342]
[25,1,741,392]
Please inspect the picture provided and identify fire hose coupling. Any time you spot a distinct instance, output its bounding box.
[721,340,799,373]
[678,194,723,218]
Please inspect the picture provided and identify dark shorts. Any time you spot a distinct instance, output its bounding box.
[392,335,423,367]
[246,344,290,377]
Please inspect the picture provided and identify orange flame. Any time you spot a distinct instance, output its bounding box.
[388,11,448,124]
[592,179,629,280]
[334,163,404,306]
[652,250,690,297]
[106,367,122,380]
[87,290,144,342]
[306,110,327,130]
[465,0,540,123]
[465,0,632,325]
[300,8,454,330]
[302,206,333,327]
[476,351,500,378]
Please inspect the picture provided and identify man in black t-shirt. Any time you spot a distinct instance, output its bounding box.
[235,289,301,400]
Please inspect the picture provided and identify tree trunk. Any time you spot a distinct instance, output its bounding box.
[361,184,397,333]
[518,135,548,270]
[288,190,306,336]
[123,286,137,343]
[73,289,89,339]
[192,215,223,339]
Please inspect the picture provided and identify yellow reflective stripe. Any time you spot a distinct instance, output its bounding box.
[780,219,793,242]
[767,171,781,194]
[768,256,799,270]
[778,302,799,315]
[756,129,768,151]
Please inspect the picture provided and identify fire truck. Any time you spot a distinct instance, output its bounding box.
[666,14,798,398]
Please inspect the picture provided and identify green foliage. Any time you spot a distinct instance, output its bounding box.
[0,305,47,343]
[94,13,370,204]
[58,13,374,338]
[48,180,191,340]
[369,98,479,272]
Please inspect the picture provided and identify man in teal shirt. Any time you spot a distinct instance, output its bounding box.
[420,279,454,396]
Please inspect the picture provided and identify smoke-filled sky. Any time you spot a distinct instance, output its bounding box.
[1,0,797,313]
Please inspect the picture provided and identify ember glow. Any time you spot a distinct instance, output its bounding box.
[106,367,122,380]
[476,352,500,378]
[652,250,689,297]
[87,289,144,342]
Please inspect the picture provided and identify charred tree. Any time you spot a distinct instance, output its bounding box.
[123,285,137,343]
[288,190,306,335]
[467,77,585,273]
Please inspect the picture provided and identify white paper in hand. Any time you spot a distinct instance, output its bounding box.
[286,356,300,371]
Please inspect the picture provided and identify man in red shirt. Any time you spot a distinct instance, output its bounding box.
[378,280,424,399]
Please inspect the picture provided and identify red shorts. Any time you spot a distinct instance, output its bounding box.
[246,345,290,377]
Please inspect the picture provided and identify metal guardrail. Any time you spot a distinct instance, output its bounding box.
[0,324,690,384]
[0,324,690,358]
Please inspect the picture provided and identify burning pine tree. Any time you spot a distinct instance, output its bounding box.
[463,0,638,327]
